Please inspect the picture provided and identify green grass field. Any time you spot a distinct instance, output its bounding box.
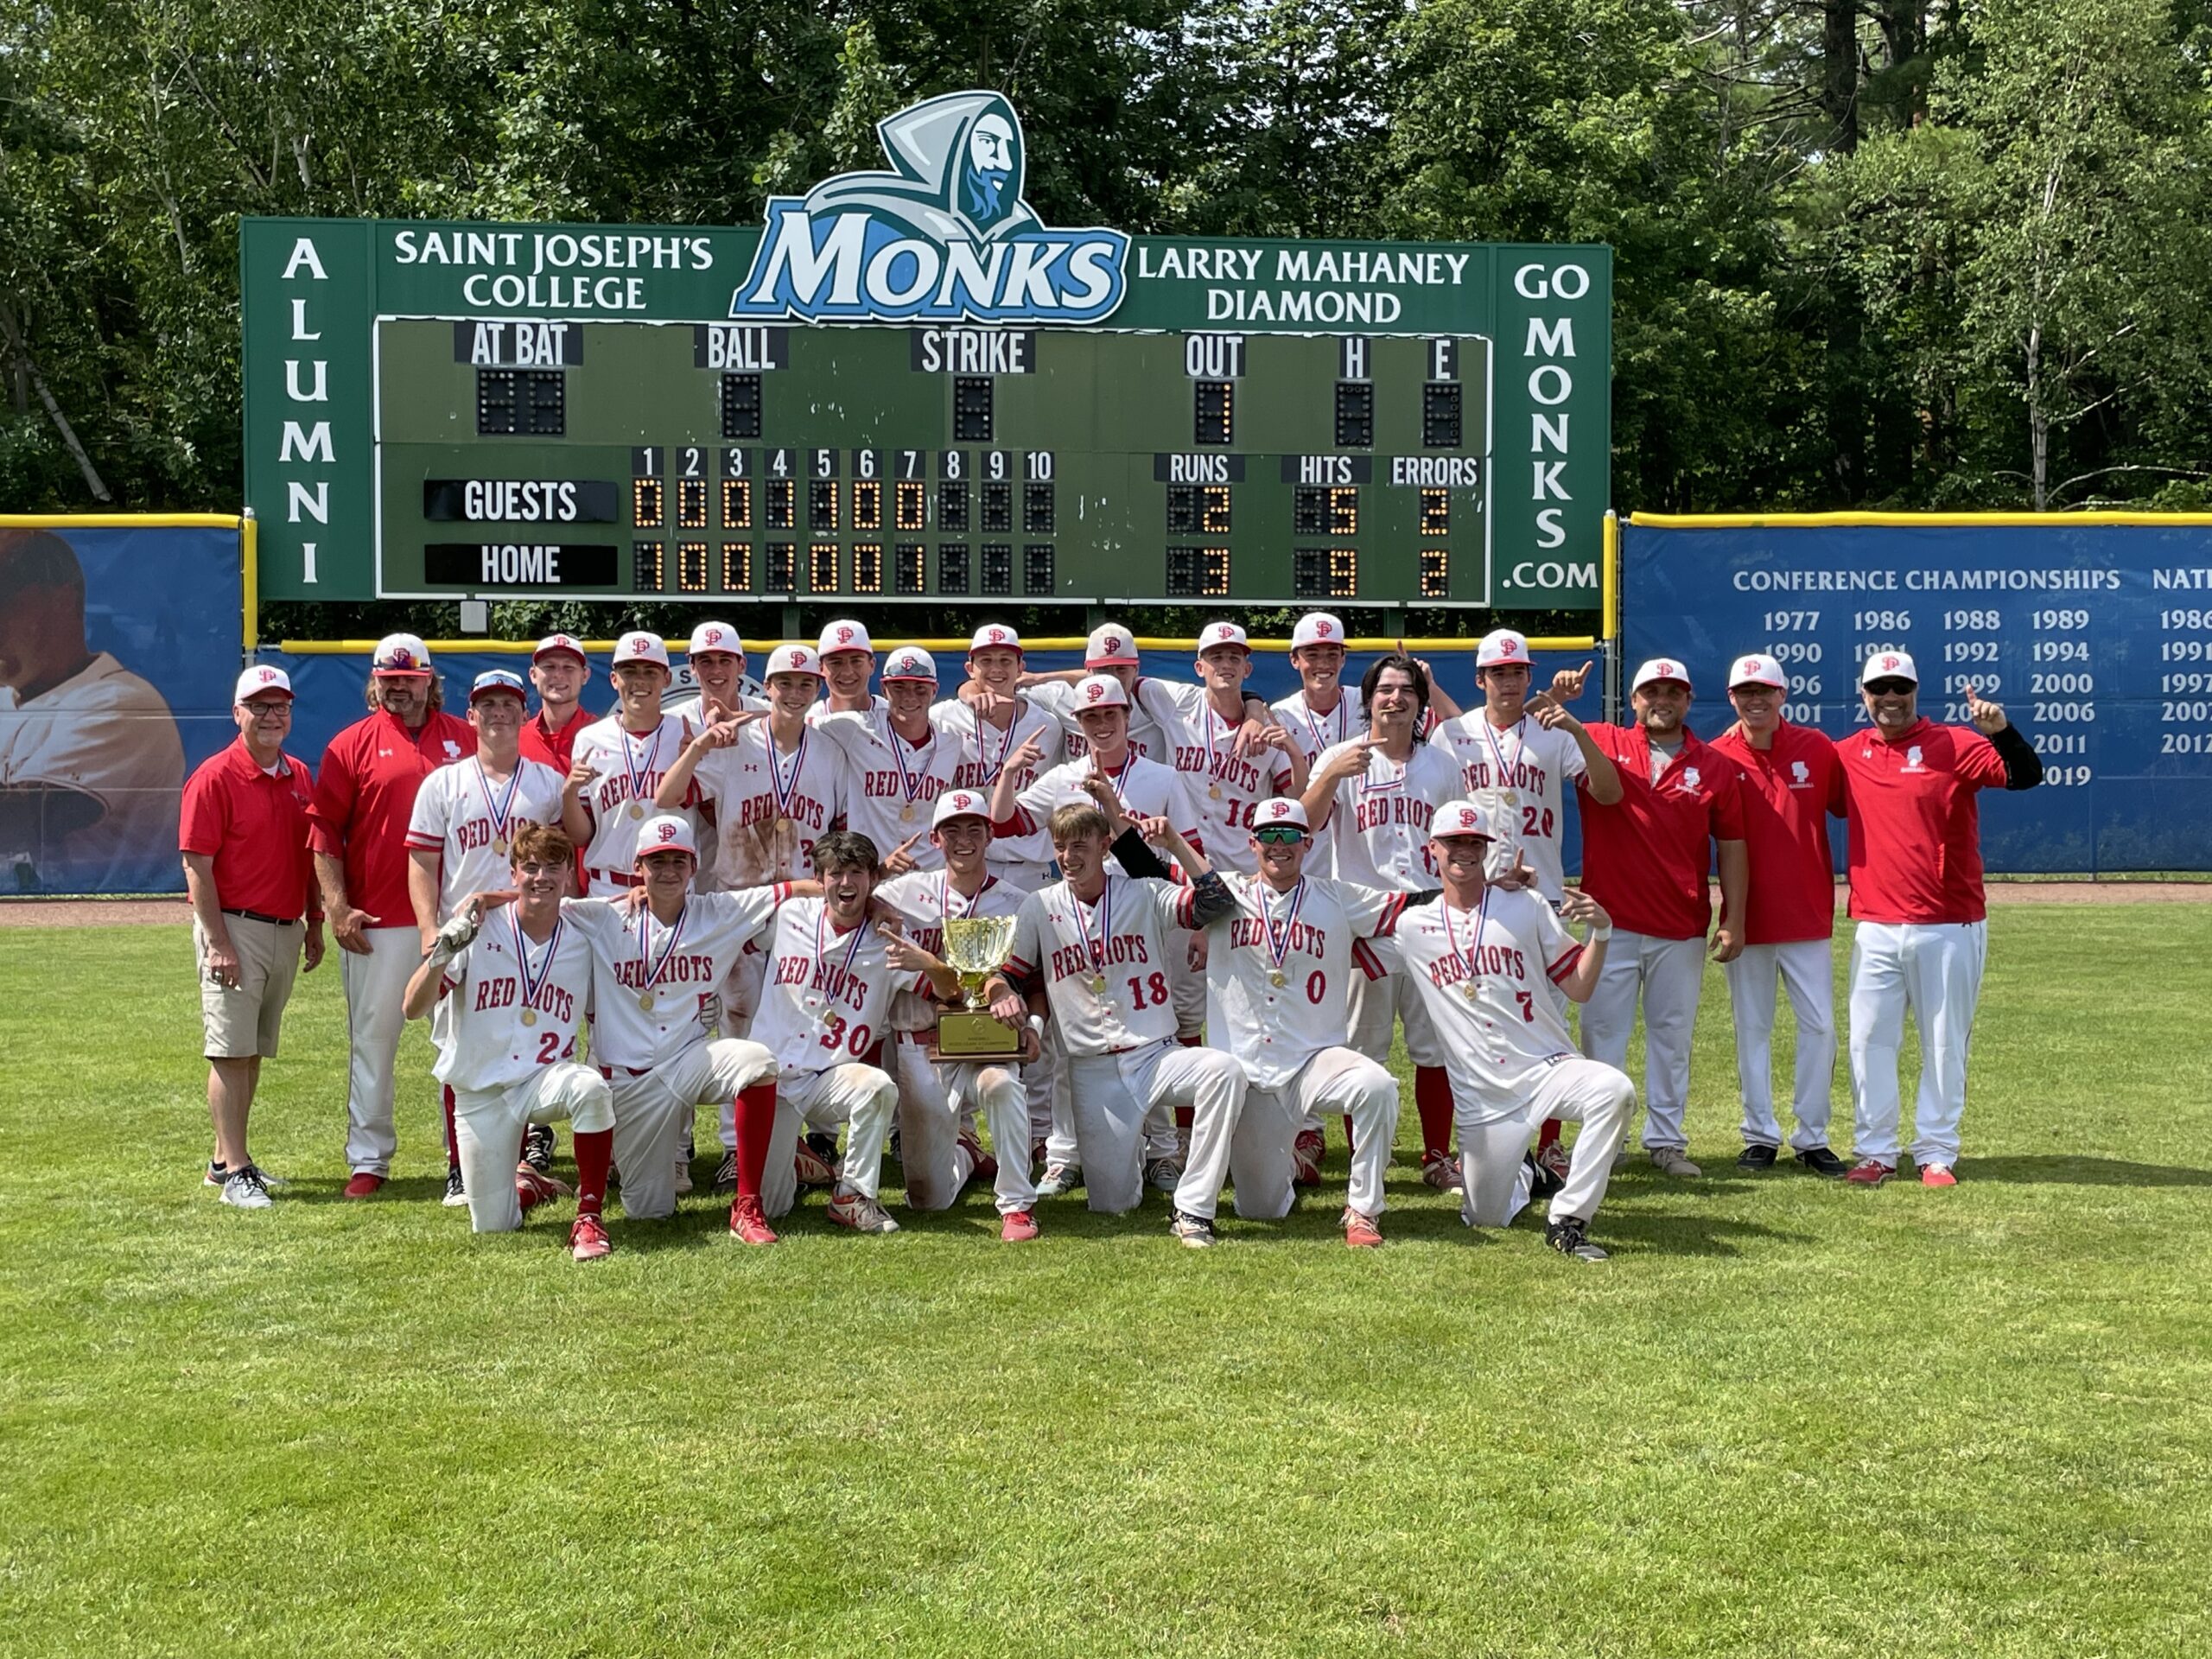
[8,907,2212,1657]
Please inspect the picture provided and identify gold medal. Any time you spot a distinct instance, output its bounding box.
[629,802,645,821]
[520,1007,537,1026]
[1460,982,1478,1001]
[900,802,917,823]
[1208,783,1223,800]
[639,992,656,1011]
[1268,969,1287,988]
[1089,974,1108,995]
[1495,789,1519,808]
[493,836,508,856]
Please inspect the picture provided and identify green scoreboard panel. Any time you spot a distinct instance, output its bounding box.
[244,94,1610,612]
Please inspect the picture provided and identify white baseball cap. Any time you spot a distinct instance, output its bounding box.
[1197,620,1249,654]
[532,632,588,665]
[1729,653,1788,690]
[1073,673,1130,711]
[468,668,527,702]
[931,788,993,829]
[968,623,1022,655]
[882,646,937,683]
[817,620,873,658]
[372,632,432,675]
[1251,798,1310,833]
[765,643,822,679]
[1085,625,1140,667]
[1291,613,1345,650]
[633,814,698,861]
[612,630,671,669]
[1431,798,1495,841]
[234,664,294,702]
[1861,650,1920,687]
[1632,657,1693,692]
[688,621,743,658]
[1478,630,1533,668]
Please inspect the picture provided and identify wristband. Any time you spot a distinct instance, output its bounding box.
[1589,925,1613,943]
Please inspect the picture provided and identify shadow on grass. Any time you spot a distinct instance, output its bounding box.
[1961,1155,2212,1187]
[289,1174,451,1207]
[1580,1208,1812,1259]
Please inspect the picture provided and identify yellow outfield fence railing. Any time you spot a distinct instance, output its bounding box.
[0,511,255,652]
[279,634,1601,655]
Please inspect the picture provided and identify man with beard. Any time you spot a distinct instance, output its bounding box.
[1573,658,1747,1177]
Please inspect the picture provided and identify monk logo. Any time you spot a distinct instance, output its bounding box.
[1905,745,1924,772]
[1790,759,1811,786]
[730,91,1128,324]
[1681,766,1702,791]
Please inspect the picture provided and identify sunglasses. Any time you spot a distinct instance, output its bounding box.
[1865,678,1916,695]
[1253,826,1306,844]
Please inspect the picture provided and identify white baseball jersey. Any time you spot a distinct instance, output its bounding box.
[563,886,785,1069]
[1269,686,1364,762]
[1204,873,1405,1090]
[937,696,1064,799]
[748,895,925,1073]
[688,721,849,889]
[571,711,700,874]
[404,756,566,918]
[1427,713,1588,899]
[874,868,1028,1033]
[1138,680,1294,874]
[0,652,184,890]
[1005,873,1198,1057]
[1032,677,1168,762]
[1392,885,1588,1122]
[809,707,964,869]
[666,679,767,719]
[1008,752,1203,872]
[431,909,595,1091]
[1319,740,1462,891]
[806,692,888,726]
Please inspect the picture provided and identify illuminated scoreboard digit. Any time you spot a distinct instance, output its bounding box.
[243,95,1609,609]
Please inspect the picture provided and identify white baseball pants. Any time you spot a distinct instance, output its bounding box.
[1723,939,1838,1151]
[890,1033,1039,1214]
[452,1063,613,1234]
[1458,1056,1636,1229]
[604,1038,776,1220]
[1847,920,1986,1167]
[1065,1040,1246,1218]
[1579,929,1706,1152]
[341,925,422,1176]
[1230,1048,1400,1220]
[1038,1017,1078,1169]
[760,1061,898,1219]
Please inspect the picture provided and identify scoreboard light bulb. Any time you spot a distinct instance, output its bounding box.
[721,478,753,529]
[895,480,927,531]
[852,479,883,531]
[1419,488,1450,535]
[632,478,664,528]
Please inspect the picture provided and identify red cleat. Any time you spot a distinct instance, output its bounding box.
[514,1165,574,1211]
[1342,1207,1383,1249]
[1920,1164,1957,1188]
[729,1194,779,1245]
[1844,1158,1896,1186]
[342,1172,385,1199]
[1000,1209,1040,1243]
[957,1129,999,1185]
[569,1213,612,1261]
[1292,1128,1325,1186]
[791,1137,840,1187]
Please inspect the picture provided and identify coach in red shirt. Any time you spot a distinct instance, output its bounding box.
[180,665,323,1209]
[1839,650,2041,1187]
[1574,657,1748,1177]
[1709,654,1850,1177]
[310,632,476,1197]
[518,632,592,772]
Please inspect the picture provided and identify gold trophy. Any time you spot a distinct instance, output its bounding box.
[933,914,1028,1059]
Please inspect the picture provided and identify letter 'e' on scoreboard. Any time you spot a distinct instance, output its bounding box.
[241,95,1609,610]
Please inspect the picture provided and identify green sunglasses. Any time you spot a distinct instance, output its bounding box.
[1253,825,1306,844]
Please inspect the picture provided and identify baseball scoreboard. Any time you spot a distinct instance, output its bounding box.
[1623,516,2212,872]
[242,92,1611,613]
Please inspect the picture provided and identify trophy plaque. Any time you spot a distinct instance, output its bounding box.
[934,914,1027,1059]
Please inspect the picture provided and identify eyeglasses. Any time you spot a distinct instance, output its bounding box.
[1253,826,1306,845]
[1865,679,1916,696]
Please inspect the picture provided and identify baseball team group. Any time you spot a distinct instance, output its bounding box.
[179,611,2043,1262]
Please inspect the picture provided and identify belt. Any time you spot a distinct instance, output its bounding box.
[598,1063,652,1078]
[591,868,645,888]
[222,907,299,927]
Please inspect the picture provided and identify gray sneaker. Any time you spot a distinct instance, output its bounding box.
[1035,1162,1083,1198]
[827,1184,900,1235]
[1168,1208,1216,1249]
[220,1166,273,1211]
[1145,1155,1183,1195]
[1649,1147,1703,1179]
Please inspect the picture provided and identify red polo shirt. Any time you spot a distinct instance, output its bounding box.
[1708,722,1847,944]
[1575,722,1746,940]
[308,706,476,923]
[1837,718,2006,925]
[180,738,321,919]
[519,704,588,772]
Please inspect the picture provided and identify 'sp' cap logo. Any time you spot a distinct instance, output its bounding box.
[730,91,1128,325]
[655,822,678,843]
[836,626,856,646]
[1883,655,1901,671]
[1656,660,1676,678]
[1084,681,1107,702]
[986,627,1006,645]
[1316,620,1334,638]
[894,654,925,676]
[256,668,279,684]
[704,628,725,646]
[1503,635,1521,653]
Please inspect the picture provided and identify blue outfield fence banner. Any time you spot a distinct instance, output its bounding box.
[1623,515,2212,874]
[0,520,244,895]
[267,639,1602,879]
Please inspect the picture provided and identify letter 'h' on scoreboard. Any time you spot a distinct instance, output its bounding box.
[242,92,1610,612]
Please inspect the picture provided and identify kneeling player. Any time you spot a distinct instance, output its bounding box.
[747,830,964,1233]
[1394,799,1634,1261]
[401,823,614,1261]
[984,804,1244,1246]
[876,790,1040,1239]
[1197,798,1416,1247]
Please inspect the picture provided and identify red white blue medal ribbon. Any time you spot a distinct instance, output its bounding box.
[509,909,561,1023]
[1440,884,1492,1000]
[620,722,664,815]
[633,901,688,1001]
[768,727,808,822]
[1259,877,1306,984]
[474,759,523,852]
